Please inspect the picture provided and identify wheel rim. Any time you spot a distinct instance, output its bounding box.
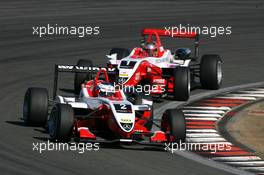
[49,109,58,138]
[217,61,223,85]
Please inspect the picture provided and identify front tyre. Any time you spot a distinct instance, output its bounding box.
[173,67,190,101]
[161,109,186,142]
[49,104,74,142]
[200,54,223,90]
[23,87,48,126]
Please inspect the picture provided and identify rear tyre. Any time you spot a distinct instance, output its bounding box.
[161,109,186,142]
[123,87,140,105]
[133,93,144,105]
[49,104,74,142]
[173,67,190,101]
[23,87,48,126]
[74,59,93,94]
[124,89,151,105]
[200,54,222,90]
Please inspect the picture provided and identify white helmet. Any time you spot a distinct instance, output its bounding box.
[144,42,157,56]
[97,82,115,97]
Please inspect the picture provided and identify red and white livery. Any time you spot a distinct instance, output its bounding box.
[107,28,223,101]
[23,65,186,144]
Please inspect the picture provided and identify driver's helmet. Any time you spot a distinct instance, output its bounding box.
[97,82,115,97]
[143,42,158,57]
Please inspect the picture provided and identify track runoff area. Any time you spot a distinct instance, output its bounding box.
[160,85,264,174]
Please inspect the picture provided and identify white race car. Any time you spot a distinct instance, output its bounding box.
[106,28,223,101]
[23,65,186,143]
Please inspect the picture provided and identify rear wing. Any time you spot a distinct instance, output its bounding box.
[53,64,117,99]
[142,28,199,57]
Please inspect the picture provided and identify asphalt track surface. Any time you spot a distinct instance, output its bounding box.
[0,0,263,175]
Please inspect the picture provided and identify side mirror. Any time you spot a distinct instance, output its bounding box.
[175,48,191,59]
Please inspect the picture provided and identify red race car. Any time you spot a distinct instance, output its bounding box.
[106,28,223,101]
[23,65,186,144]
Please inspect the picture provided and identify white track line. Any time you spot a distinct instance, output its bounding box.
[212,156,262,161]
[186,137,227,142]
[228,93,264,98]
[239,90,264,94]
[225,161,264,166]
[217,96,257,100]
[185,117,218,121]
[153,83,264,175]
[186,133,221,138]
[251,88,264,91]
[239,166,264,171]
[186,129,218,133]
[184,113,222,118]
[182,110,225,114]
[183,106,231,111]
